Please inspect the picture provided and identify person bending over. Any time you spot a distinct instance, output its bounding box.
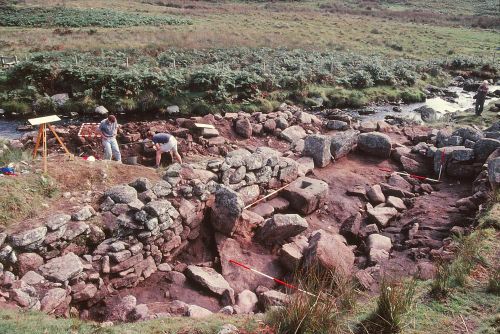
[98,115,121,162]
[149,132,182,167]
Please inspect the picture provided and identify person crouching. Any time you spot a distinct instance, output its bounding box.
[148,132,182,168]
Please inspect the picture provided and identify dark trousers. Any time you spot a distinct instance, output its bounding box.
[475,99,485,115]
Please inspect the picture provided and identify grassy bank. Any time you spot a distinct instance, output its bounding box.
[0,141,59,227]
[0,311,262,334]
[3,47,495,117]
[0,173,59,227]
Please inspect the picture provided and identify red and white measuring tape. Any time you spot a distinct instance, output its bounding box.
[379,168,440,183]
[229,259,317,297]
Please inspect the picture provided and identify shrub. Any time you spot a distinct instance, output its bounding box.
[394,68,417,86]
[267,265,356,334]
[349,70,374,88]
[255,98,274,113]
[400,89,426,103]
[33,96,57,115]
[1,100,32,116]
[365,63,396,85]
[115,97,138,113]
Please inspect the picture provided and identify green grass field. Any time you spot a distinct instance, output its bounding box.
[0,0,498,60]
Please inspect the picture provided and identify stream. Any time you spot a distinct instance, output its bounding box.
[352,84,499,122]
[0,85,498,141]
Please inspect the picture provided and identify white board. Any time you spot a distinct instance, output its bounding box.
[193,123,215,129]
[28,115,61,125]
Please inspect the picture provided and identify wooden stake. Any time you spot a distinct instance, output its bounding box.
[244,182,293,210]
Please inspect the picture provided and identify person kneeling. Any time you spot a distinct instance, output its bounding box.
[149,132,182,168]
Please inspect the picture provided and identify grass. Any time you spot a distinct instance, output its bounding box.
[0,6,191,28]
[0,141,59,227]
[354,226,499,334]
[0,0,497,59]
[266,264,356,334]
[0,310,262,334]
[356,279,417,334]
[431,230,490,297]
[0,173,59,227]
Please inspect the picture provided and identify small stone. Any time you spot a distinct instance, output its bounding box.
[46,214,71,231]
[158,263,172,272]
[367,184,385,205]
[386,196,406,211]
[187,305,213,318]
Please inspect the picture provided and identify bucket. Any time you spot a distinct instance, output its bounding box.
[124,156,138,165]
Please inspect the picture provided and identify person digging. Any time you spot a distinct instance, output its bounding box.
[148,132,182,168]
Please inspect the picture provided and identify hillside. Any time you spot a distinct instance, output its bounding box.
[0,1,499,334]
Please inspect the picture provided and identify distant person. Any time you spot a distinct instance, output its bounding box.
[148,132,182,168]
[474,80,489,116]
[98,115,121,162]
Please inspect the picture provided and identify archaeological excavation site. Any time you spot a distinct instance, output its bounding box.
[1,99,499,333]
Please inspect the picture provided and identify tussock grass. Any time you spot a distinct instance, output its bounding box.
[356,278,416,334]
[267,264,356,334]
[431,231,487,297]
[487,267,500,295]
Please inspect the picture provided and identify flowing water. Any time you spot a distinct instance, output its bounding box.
[0,119,22,140]
[357,85,499,122]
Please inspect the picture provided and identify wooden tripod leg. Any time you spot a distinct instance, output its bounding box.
[43,123,47,173]
[48,124,72,157]
[32,125,43,158]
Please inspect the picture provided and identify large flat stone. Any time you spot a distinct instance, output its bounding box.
[186,265,234,302]
[303,230,354,275]
[38,252,83,282]
[257,214,308,244]
[10,227,47,247]
[282,177,329,215]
